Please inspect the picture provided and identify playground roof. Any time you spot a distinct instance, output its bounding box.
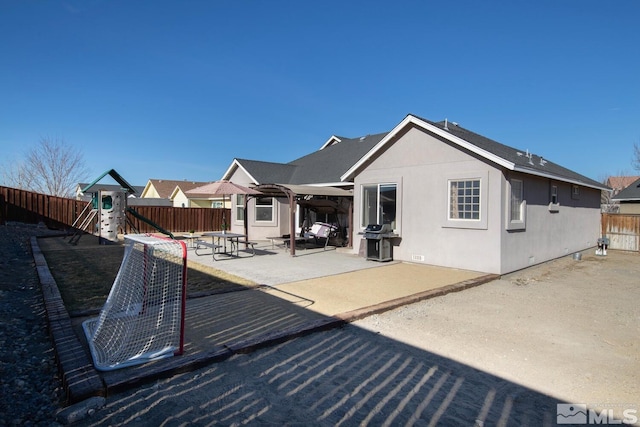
[81,169,137,195]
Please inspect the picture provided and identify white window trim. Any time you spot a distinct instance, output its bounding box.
[571,185,580,200]
[234,194,245,225]
[359,180,401,233]
[506,178,526,231]
[254,197,276,224]
[549,183,560,212]
[443,171,488,230]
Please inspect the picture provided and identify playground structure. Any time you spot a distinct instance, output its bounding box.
[69,169,173,244]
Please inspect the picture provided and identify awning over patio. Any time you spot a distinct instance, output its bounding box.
[254,183,352,198]
[253,183,353,256]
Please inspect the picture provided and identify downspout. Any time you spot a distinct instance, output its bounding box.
[289,191,296,256]
[348,199,353,248]
[244,195,249,247]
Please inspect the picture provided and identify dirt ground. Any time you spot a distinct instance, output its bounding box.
[72,249,639,425]
[37,234,256,314]
[356,250,640,421]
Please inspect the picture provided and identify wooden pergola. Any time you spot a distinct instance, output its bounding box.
[251,184,353,256]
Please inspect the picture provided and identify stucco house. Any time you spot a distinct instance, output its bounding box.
[223,114,608,274]
[611,177,640,214]
[605,175,640,198]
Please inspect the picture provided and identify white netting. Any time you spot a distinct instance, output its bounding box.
[82,234,187,371]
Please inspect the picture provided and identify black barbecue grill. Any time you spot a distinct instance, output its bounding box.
[362,224,397,262]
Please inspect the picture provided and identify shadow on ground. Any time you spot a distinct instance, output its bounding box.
[34,232,596,425]
[79,325,563,426]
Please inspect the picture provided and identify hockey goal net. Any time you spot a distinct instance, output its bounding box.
[82,234,187,371]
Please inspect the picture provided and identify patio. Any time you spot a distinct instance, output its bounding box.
[185,239,493,317]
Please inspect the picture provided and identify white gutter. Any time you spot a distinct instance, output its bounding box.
[300,182,353,188]
[222,159,260,185]
[513,166,609,191]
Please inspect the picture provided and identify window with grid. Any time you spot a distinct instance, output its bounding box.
[449,179,480,220]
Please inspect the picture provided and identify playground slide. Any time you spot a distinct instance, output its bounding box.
[126,207,175,239]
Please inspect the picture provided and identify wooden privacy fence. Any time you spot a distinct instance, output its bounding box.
[125,206,227,234]
[0,186,86,228]
[601,213,640,252]
[0,186,229,234]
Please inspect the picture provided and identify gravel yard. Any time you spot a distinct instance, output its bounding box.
[79,250,638,425]
[1,222,638,425]
[356,250,640,422]
[0,224,64,426]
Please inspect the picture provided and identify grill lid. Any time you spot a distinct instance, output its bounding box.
[364,224,392,234]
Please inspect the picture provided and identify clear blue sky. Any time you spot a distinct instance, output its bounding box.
[1,0,639,186]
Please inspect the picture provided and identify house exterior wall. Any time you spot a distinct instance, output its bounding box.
[353,126,504,273]
[500,173,601,274]
[141,184,161,198]
[172,189,190,207]
[619,203,640,214]
[190,199,212,208]
[352,126,603,274]
[226,169,289,240]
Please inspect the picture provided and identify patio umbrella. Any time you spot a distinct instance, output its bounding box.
[186,180,262,229]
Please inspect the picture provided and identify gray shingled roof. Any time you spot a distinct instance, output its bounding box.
[612,177,640,201]
[415,115,606,189]
[232,159,298,184]
[286,133,387,184]
[234,114,606,190]
[234,133,387,185]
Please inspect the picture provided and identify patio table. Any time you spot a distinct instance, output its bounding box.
[180,233,202,249]
[202,232,246,258]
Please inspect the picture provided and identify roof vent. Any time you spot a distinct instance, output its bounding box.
[359,136,366,141]
[525,150,534,166]
[444,118,449,131]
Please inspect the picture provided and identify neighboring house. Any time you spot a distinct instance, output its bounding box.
[140,179,212,207]
[223,114,609,274]
[611,177,640,214]
[605,175,640,198]
[602,175,640,212]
